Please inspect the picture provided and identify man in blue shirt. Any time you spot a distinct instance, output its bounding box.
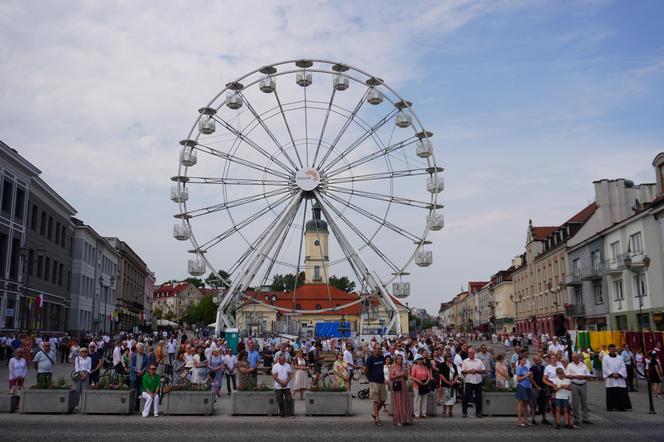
[364,344,386,426]
[620,345,635,392]
[247,339,261,383]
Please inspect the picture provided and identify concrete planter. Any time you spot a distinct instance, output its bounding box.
[142,390,215,415]
[20,389,76,414]
[409,391,438,416]
[0,395,18,413]
[482,391,517,416]
[81,389,136,414]
[305,391,352,416]
[231,391,280,416]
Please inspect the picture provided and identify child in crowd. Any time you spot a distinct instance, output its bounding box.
[552,367,576,429]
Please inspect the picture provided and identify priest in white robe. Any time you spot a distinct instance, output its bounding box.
[602,344,632,411]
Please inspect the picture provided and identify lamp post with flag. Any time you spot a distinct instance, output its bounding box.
[19,245,46,331]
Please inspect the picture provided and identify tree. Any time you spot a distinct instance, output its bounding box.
[329,275,356,292]
[152,307,163,320]
[205,270,230,288]
[184,277,205,289]
[181,295,218,325]
[270,272,305,291]
[164,310,176,321]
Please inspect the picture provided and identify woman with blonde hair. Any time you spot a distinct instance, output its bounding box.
[333,351,350,391]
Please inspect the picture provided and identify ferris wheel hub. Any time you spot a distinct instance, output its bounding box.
[294,167,321,192]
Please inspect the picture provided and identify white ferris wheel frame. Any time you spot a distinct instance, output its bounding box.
[174,59,443,336]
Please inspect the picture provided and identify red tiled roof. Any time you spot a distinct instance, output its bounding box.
[154,282,190,297]
[468,281,489,293]
[532,226,558,241]
[242,284,404,315]
[565,202,598,224]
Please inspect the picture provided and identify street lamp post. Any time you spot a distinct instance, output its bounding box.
[19,245,46,331]
[624,254,655,414]
[102,276,115,334]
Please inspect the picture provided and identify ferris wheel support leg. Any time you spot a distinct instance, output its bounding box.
[214,194,304,336]
[313,191,402,336]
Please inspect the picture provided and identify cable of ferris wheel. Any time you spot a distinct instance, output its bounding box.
[319,108,398,174]
[324,137,419,178]
[323,191,422,243]
[237,91,301,171]
[194,141,292,180]
[325,185,436,210]
[211,114,294,174]
[273,88,304,169]
[180,187,292,219]
[314,88,370,170]
[318,192,401,274]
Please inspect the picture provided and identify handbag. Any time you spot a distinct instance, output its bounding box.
[392,380,402,391]
[70,370,81,381]
[418,381,430,395]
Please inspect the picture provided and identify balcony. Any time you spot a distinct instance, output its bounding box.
[582,262,606,281]
[565,303,585,316]
[565,273,583,286]
[603,255,627,275]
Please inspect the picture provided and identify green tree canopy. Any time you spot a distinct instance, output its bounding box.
[180,295,217,326]
[329,275,356,292]
[205,270,231,288]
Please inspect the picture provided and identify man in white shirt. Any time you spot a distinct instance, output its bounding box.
[223,348,237,394]
[271,353,294,418]
[166,338,178,364]
[461,348,486,418]
[343,343,355,388]
[548,338,565,355]
[566,352,592,425]
[33,341,56,386]
[112,340,125,373]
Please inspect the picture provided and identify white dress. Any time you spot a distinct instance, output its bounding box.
[292,357,309,390]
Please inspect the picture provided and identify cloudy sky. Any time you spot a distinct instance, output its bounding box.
[1,0,663,314]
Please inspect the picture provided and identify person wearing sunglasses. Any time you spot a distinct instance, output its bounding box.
[141,365,161,417]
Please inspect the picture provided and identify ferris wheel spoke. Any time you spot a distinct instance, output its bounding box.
[324,137,418,178]
[182,187,293,219]
[256,200,301,289]
[319,194,401,273]
[315,88,370,170]
[310,88,337,167]
[273,89,304,168]
[290,199,308,309]
[182,176,289,186]
[196,192,294,251]
[326,185,437,210]
[238,92,301,171]
[320,109,399,174]
[195,142,292,180]
[323,191,422,243]
[211,115,294,174]
[326,167,436,185]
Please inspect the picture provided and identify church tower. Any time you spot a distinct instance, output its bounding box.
[304,202,329,284]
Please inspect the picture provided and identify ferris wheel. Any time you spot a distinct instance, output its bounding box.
[171,59,444,335]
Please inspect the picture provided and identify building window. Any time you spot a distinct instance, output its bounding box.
[314,266,321,280]
[615,315,628,330]
[40,212,46,236]
[14,187,25,221]
[634,272,647,299]
[610,241,621,261]
[613,280,624,301]
[1,178,13,215]
[47,216,53,240]
[573,258,581,276]
[55,222,61,245]
[591,250,601,270]
[594,284,604,304]
[30,205,38,230]
[629,232,643,254]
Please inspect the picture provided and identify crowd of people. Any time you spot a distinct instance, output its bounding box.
[3,329,663,425]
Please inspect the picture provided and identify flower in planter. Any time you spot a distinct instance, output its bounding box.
[237,379,273,392]
[91,373,130,390]
[30,376,71,390]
